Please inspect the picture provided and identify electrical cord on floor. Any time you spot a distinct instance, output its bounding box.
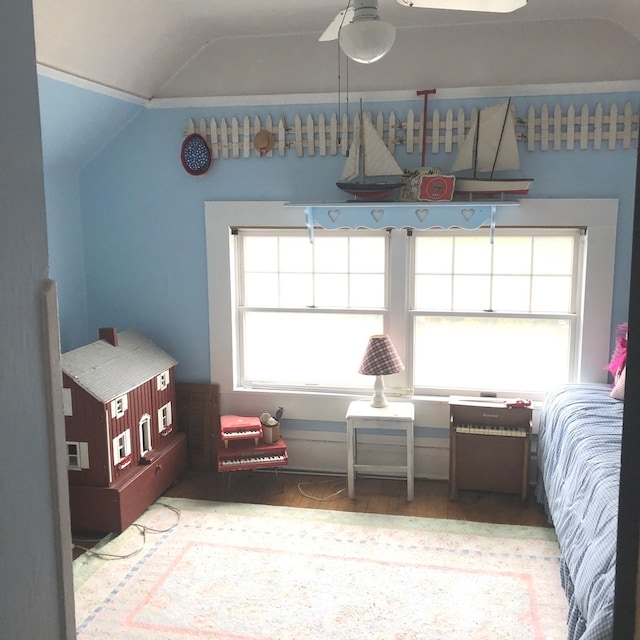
[296,478,347,501]
[73,501,181,560]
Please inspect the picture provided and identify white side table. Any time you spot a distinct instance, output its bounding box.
[346,400,415,501]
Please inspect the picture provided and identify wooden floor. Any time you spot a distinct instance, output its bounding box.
[72,469,550,559]
[162,469,551,528]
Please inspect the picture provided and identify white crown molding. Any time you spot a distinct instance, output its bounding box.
[36,65,640,109]
[150,80,640,109]
[36,65,148,106]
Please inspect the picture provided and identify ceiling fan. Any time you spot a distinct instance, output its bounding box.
[320,0,527,64]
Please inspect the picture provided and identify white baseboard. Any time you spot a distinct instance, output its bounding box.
[281,429,539,485]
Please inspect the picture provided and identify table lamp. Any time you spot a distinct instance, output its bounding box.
[358,334,405,408]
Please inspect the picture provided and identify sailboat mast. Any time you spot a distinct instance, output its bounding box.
[472,110,480,179]
[490,97,513,179]
[359,98,366,182]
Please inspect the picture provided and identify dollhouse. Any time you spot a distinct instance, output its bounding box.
[61,327,187,533]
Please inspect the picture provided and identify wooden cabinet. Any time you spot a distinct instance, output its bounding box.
[449,397,532,503]
[176,383,219,471]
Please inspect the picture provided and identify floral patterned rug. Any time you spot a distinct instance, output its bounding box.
[74,497,568,639]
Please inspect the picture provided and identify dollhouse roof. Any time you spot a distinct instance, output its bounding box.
[61,329,178,403]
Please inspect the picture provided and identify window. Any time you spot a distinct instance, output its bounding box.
[157,370,170,391]
[139,414,152,455]
[110,394,128,419]
[206,200,617,409]
[237,229,385,389]
[411,229,580,392]
[234,226,582,395]
[113,430,132,468]
[67,441,89,470]
[158,402,173,434]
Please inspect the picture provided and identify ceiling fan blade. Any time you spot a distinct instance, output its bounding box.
[319,7,355,41]
[397,0,526,12]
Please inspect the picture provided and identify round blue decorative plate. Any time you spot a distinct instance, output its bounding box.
[180,133,211,176]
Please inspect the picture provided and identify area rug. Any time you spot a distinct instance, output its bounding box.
[73,497,568,639]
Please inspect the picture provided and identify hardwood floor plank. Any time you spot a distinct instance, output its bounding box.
[162,470,551,528]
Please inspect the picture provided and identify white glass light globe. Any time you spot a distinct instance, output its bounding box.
[339,20,396,64]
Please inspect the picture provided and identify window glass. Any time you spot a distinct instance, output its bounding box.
[243,311,382,387]
[412,228,579,392]
[234,225,583,394]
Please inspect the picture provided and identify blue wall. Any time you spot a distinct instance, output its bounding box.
[39,74,143,350]
[39,76,638,380]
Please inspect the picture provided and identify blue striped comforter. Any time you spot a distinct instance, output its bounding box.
[536,383,623,640]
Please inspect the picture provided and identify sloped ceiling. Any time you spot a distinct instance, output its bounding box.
[33,0,640,100]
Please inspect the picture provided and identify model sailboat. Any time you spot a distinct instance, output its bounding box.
[450,99,533,197]
[337,101,404,200]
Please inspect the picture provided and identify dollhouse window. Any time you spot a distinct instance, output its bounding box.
[113,430,132,467]
[111,394,128,419]
[157,370,170,391]
[158,402,173,434]
[139,414,152,455]
[67,441,89,470]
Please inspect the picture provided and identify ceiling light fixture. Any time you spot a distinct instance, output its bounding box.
[339,0,396,64]
[397,0,526,12]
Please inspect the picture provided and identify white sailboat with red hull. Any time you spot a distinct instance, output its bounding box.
[337,101,404,201]
[451,99,533,198]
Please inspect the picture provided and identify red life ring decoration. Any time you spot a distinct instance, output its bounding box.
[180,133,212,176]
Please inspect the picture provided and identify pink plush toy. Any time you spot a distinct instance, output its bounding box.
[606,322,628,381]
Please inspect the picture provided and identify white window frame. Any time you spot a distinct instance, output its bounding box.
[139,413,152,455]
[158,402,173,434]
[113,430,132,468]
[157,370,170,391]
[110,394,128,419]
[66,441,89,470]
[205,200,617,422]
[235,227,389,392]
[409,226,584,394]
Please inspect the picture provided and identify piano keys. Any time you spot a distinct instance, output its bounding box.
[216,437,288,473]
[220,415,263,447]
[454,423,527,437]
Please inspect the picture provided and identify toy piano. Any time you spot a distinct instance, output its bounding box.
[216,437,288,472]
[217,414,288,493]
[220,415,263,447]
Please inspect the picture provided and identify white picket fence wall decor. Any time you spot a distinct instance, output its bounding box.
[184,100,639,160]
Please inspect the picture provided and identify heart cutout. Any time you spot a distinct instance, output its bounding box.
[461,208,476,221]
[415,208,430,222]
[370,209,385,222]
[328,209,341,222]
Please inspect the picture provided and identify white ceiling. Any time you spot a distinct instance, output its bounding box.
[32,0,640,100]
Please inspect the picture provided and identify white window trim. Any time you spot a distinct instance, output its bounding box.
[113,429,132,468]
[158,402,173,434]
[139,413,152,456]
[66,441,89,470]
[157,370,170,391]
[110,394,128,419]
[205,200,617,424]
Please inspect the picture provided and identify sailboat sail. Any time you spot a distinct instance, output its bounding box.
[451,101,520,174]
[340,117,403,182]
[450,99,532,197]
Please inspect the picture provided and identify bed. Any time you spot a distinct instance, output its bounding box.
[535,382,624,640]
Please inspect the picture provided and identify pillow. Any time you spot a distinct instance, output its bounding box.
[611,365,626,401]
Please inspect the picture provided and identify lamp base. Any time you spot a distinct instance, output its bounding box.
[370,375,388,408]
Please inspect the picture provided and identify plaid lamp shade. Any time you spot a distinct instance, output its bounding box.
[358,335,405,376]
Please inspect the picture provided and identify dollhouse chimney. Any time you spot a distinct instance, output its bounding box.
[99,327,118,347]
